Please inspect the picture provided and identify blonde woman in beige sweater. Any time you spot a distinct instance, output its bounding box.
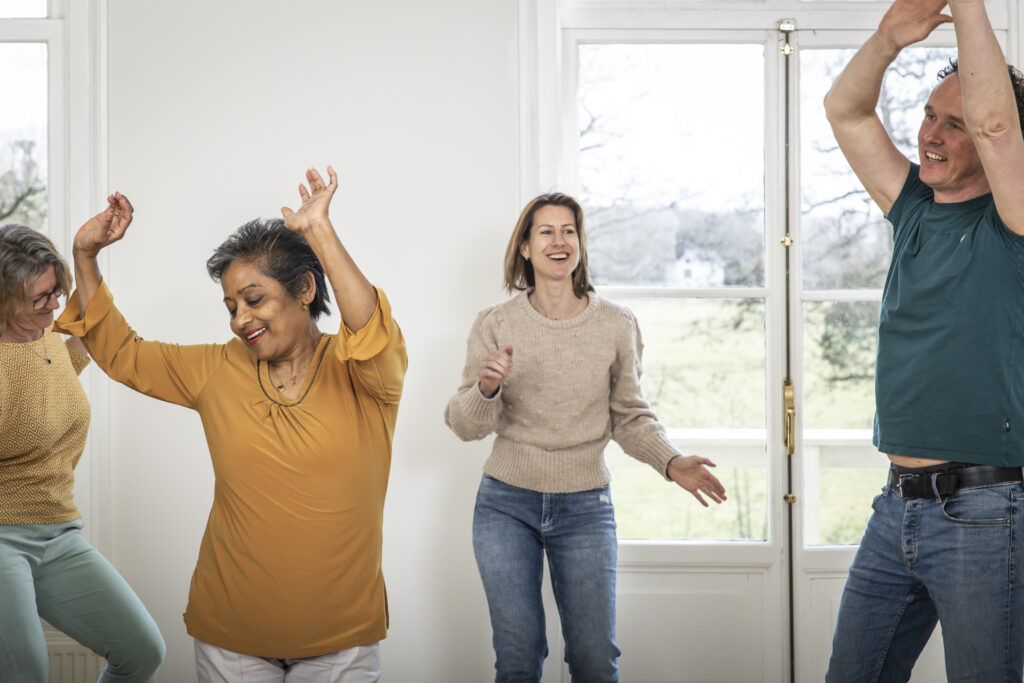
[445,193,727,683]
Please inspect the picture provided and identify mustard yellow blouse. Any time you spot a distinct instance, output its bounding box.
[0,330,90,524]
[56,281,406,658]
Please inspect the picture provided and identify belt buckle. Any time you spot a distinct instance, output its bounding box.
[896,473,917,499]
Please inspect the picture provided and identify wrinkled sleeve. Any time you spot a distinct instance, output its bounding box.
[444,307,503,441]
[609,308,679,480]
[65,339,90,375]
[54,280,224,409]
[335,288,407,405]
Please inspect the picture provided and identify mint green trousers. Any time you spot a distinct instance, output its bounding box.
[0,519,165,682]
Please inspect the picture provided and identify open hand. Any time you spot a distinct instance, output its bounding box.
[74,192,134,257]
[668,455,727,507]
[878,0,952,51]
[478,345,513,398]
[281,166,338,234]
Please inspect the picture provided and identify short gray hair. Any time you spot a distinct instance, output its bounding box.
[0,224,72,337]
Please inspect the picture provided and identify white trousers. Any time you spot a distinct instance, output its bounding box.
[194,639,381,683]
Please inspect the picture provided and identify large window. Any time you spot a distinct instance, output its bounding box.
[0,41,48,229]
[798,46,955,545]
[1,0,104,548]
[577,42,769,541]
[543,4,1012,679]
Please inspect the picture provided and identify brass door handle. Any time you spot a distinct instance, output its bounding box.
[783,379,795,456]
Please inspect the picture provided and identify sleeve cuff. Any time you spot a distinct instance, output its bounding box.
[54,280,114,337]
[335,287,391,362]
[636,433,681,481]
[447,381,503,428]
[461,381,503,418]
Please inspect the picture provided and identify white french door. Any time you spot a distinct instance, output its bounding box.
[523,2,1016,680]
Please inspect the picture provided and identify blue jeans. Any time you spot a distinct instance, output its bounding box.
[826,476,1024,682]
[472,474,621,683]
[0,520,165,682]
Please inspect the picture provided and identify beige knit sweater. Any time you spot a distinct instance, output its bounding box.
[445,291,679,493]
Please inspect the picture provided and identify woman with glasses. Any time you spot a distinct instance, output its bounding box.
[0,224,165,682]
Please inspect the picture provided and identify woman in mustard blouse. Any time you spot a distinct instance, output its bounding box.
[57,167,407,682]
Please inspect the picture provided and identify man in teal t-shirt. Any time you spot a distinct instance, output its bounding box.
[823,1,1024,681]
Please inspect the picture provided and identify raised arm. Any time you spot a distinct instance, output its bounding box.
[71,191,133,316]
[281,166,377,331]
[949,0,1024,235]
[444,309,505,442]
[824,0,951,214]
[61,192,223,408]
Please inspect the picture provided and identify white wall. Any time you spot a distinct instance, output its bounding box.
[101,1,520,680]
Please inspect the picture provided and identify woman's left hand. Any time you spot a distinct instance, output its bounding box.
[667,455,727,507]
[281,165,338,234]
[73,192,134,257]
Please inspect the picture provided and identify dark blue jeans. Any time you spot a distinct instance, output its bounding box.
[472,475,621,683]
[827,477,1024,682]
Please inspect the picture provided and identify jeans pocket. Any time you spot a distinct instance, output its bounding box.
[939,484,1013,525]
[870,486,889,511]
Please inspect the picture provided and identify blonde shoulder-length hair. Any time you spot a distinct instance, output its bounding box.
[0,224,72,337]
[502,193,594,298]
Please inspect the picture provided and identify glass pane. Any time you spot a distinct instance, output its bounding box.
[630,298,765,429]
[610,440,767,541]
[800,46,955,546]
[803,442,887,545]
[802,300,883,545]
[0,1,47,18]
[608,298,767,541]
[578,43,765,287]
[800,47,956,290]
[803,301,879,430]
[0,43,47,229]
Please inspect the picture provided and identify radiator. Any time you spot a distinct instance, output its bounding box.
[43,622,106,683]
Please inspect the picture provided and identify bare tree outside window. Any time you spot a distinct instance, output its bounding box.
[0,140,46,226]
[0,42,48,230]
[578,43,768,541]
[801,48,954,545]
[577,43,955,542]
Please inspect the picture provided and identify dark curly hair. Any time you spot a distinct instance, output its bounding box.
[206,218,331,320]
[938,58,1024,134]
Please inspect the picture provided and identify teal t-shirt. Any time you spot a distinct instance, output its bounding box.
[874,164,1024,465]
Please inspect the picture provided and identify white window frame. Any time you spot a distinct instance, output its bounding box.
[0,0,109,551]
[520,0,1017,568]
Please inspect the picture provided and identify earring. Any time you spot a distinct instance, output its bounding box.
[302,302,309,311]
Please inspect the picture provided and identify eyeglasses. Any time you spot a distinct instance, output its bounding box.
[31,285,63,310]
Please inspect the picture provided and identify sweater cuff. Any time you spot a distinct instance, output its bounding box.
[54,280,114,337]
[635,433,681,481]
[458,381,503,420]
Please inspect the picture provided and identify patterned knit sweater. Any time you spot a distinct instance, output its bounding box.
[0,328,90,523]
[445,291,679,493]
